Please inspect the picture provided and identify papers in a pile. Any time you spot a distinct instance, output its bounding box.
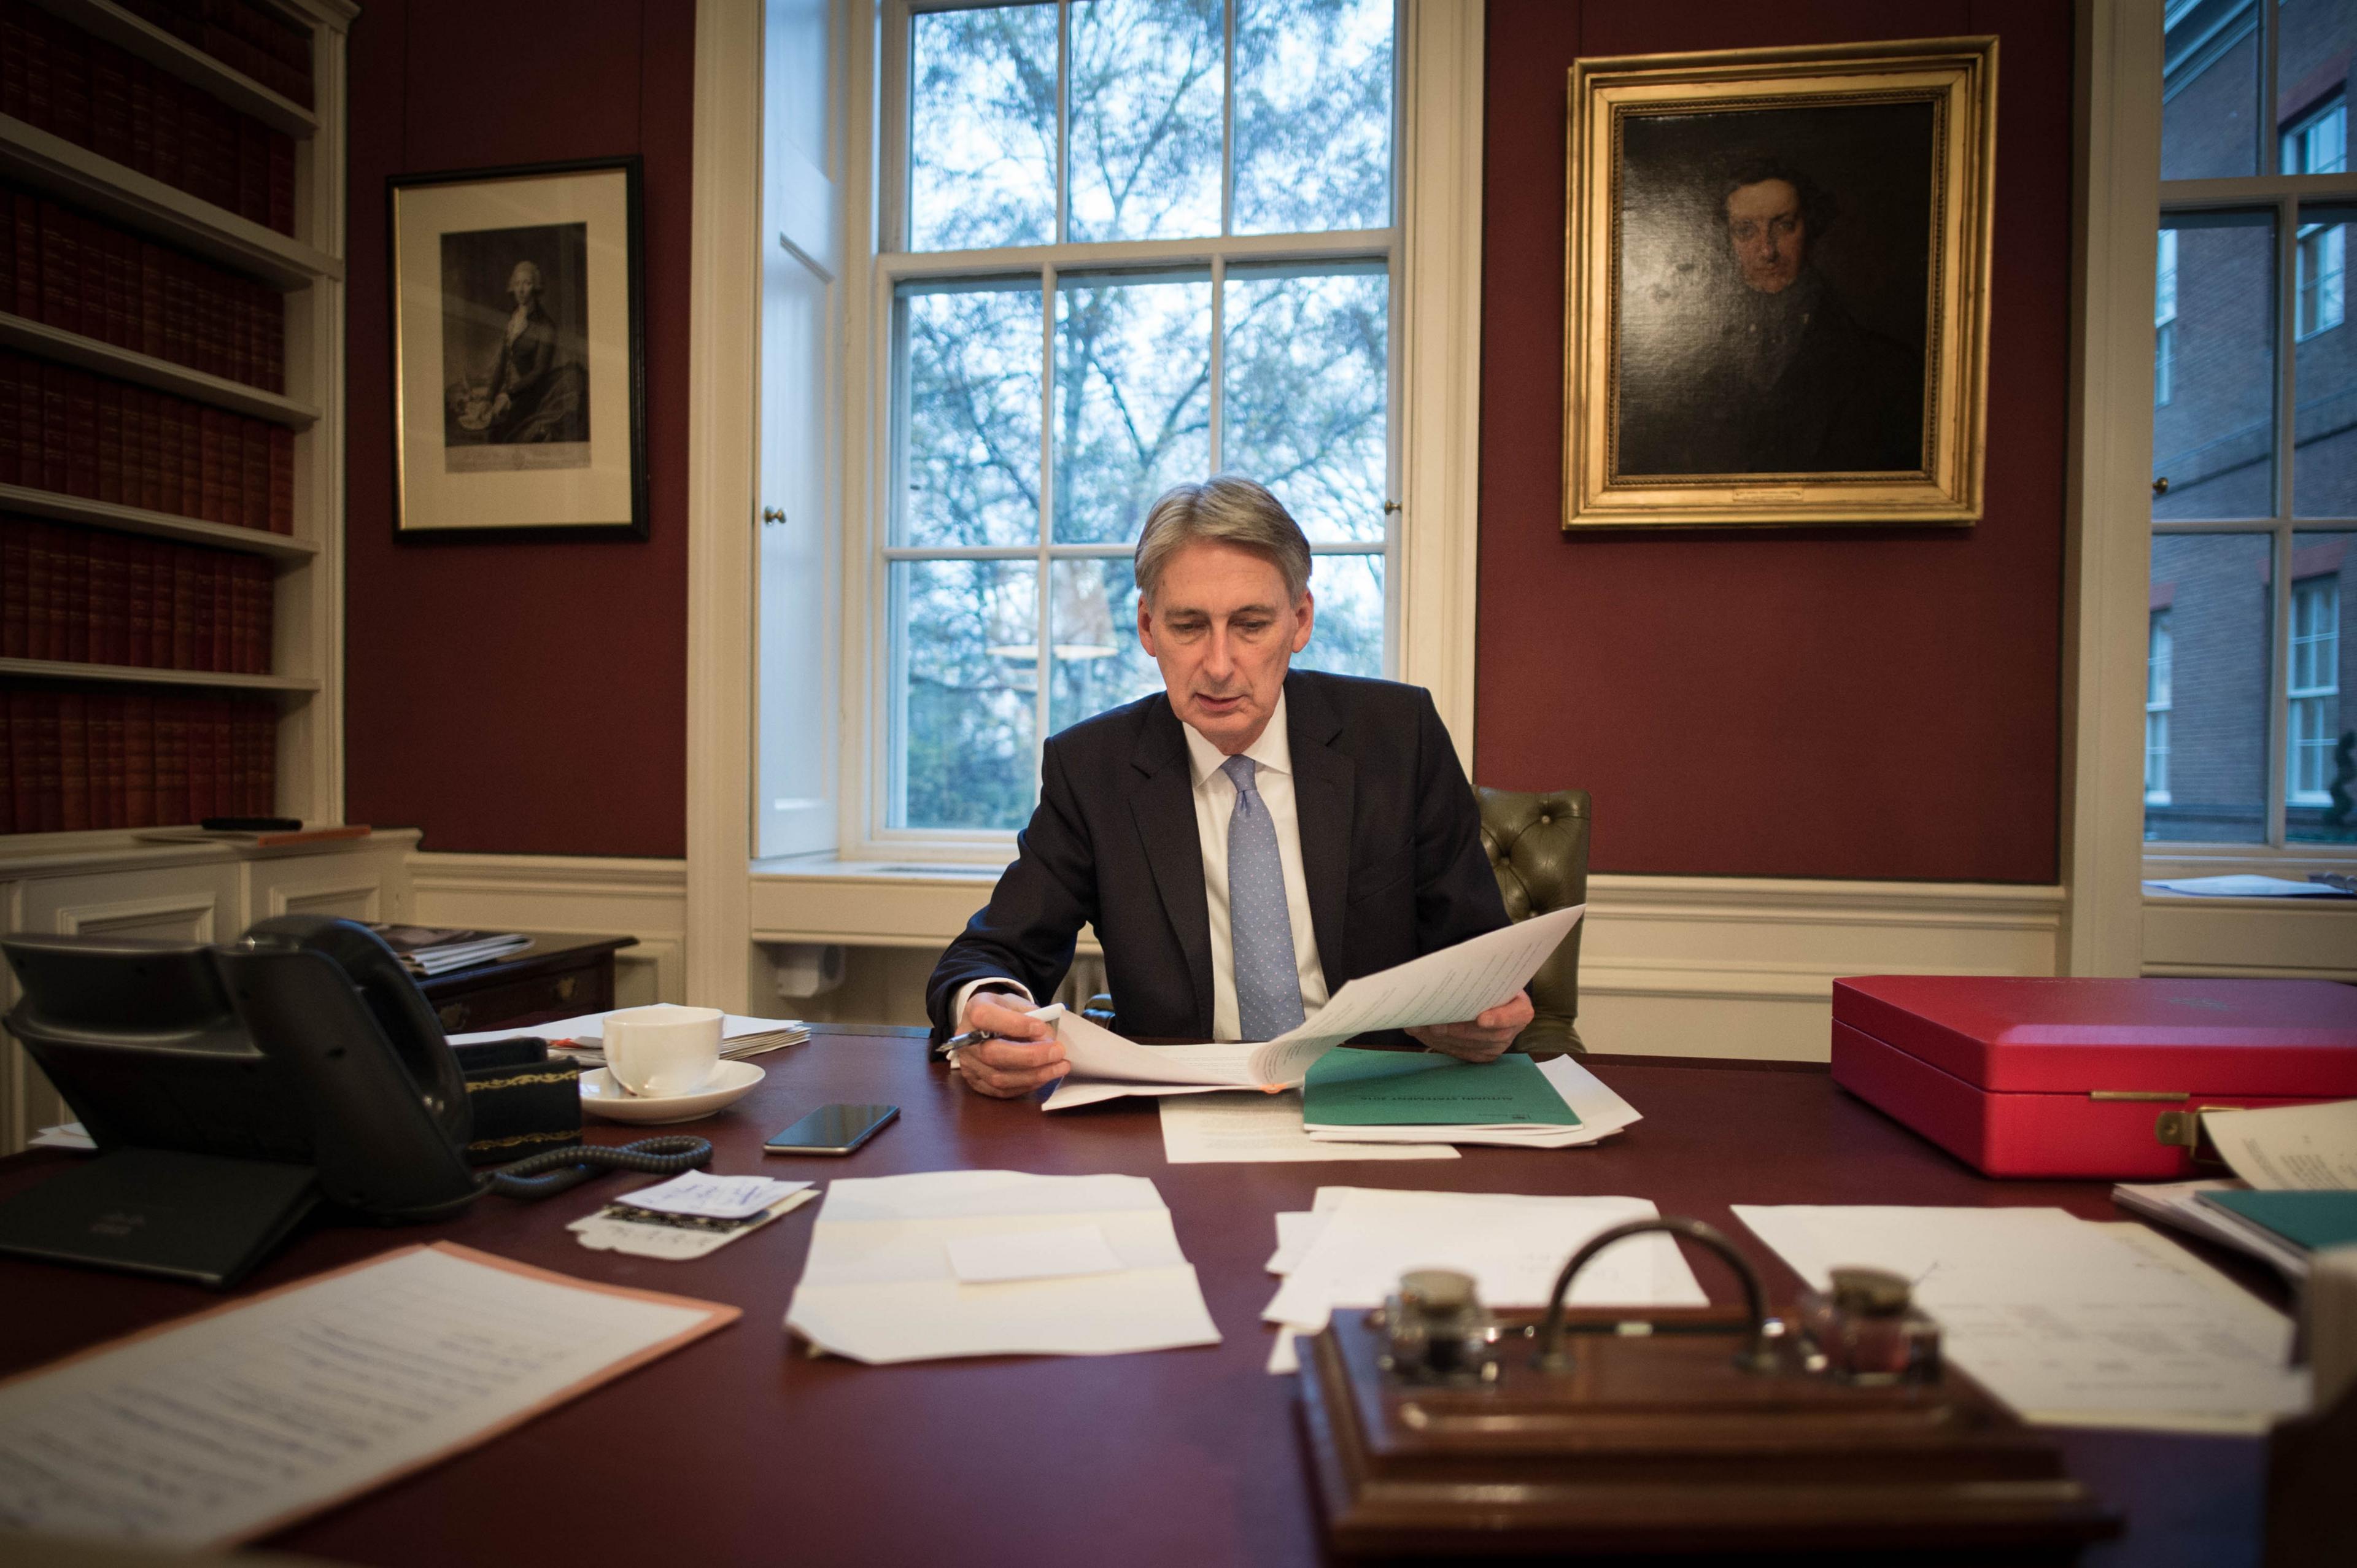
[1735,1204,2309,1433]
[1158,1090,1462,1163]
[1300,1051,1642,1149]
[449,1009,810,1064]
[1259,1186,1708,1373]
[783,1170,1221,1363]
[1042,904,1585,1109]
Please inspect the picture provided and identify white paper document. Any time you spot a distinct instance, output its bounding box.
[2111,1180,2310,1281]
[783,1170,1221,1363]
[946,1223,1125,1283]
[0,1244,735,1547]
[1042,905,1586,1104]
[1158,1091,1461,1164]
[614,1173,813,1221]
[1263,1187,1708,1340]
[570,1188,817,1260]
[1733,1205,2309,1433]
[2200,1099,2357,1190]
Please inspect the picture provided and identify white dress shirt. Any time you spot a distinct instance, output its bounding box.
[954,692,1329,1041]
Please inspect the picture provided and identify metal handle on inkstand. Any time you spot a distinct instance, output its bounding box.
[1533,1216,1780,1375]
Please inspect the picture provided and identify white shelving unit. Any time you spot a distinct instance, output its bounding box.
[1,0,376,1154]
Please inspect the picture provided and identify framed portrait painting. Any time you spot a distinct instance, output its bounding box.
[1563,39,1997,529]
[389,157,648,538]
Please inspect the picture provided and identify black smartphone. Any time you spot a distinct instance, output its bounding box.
[764,1103,898,1156]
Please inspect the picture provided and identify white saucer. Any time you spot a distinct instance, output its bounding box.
[579,1061,765,1124]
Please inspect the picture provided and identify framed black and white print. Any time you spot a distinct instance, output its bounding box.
[389,157,647,538]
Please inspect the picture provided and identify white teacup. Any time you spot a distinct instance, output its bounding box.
[601,1004,723,1098]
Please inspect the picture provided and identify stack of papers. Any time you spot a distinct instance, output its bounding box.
[1261,1187,1708,1373]
[450,1009,810,1064]
[2114,1098,2357,1279]
[570,1172,817,1261]
[1299,1049,1643,1149]
[365,924,533,976]
[1042,905,1585,1109]
[1158,1092,1463,1163]
[783,1170,1221,1363]
[1735,1205,2309,1432]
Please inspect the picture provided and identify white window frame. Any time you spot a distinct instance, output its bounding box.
[872,0,1402,846]
[2065,0,2357,981]
[829,0,1484,863]
[2287,574,2339,805]
[2145,607,2172,803]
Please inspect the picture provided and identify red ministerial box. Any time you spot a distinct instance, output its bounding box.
[1831,976,2357,1179]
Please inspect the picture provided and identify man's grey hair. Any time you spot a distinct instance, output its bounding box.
[1132,476,1312,606]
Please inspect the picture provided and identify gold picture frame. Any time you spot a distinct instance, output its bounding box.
[1563,37,1997,530]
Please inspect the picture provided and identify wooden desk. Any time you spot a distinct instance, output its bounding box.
[0,1035,2272,1567]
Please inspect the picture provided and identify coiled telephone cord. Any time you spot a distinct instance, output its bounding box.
[486,1135,713,1200]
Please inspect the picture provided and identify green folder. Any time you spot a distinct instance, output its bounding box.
[2198,1189,2357,1253]
[1301,1048,1582,1127]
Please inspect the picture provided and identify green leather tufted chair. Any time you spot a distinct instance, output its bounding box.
[1477,786,1590,1056]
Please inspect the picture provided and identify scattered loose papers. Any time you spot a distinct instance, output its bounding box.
[0,1243,736,1547]
[2113,1180,2311,1280]
[1159,1091,1460,1164]
[613,1173,813,1221]
[1734,1205,2308,1433]
[1042,905,1585,1106]
[946,1224,1125,1283]
[783,1170,1220,1363]
[1260,1187,1708,1374]
[29,1121,94,1152]
[365,924,533,976]
[450,1010,810,1065]
[2202,1099,2357,1189]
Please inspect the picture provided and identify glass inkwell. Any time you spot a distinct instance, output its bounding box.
[1798,1265,1943,1385]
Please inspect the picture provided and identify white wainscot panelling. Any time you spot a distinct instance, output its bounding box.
[2141,897,2357,980]
[247,845,410,924]
[1575,876,2065,1062]
[408,854,687,1008]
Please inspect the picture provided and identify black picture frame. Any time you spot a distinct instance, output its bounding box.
[387,156,648,541]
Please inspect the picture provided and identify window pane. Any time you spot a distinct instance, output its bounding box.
[1053,270,1213,543]
[895,560,1040,830]
[1049,557,1161,735]
[2162,0,2260,180]
[900,280,1043,548]
[1233,0,1394,234]
[2154,214,2277,520]
[1292,552,1384,678]
[2295,203,2357,517]
[2145,533,2275,843]
[1068,0,1224,242]
[908,3,1059,251]
[1222,262,1390,543]
[2287,530,2352,842]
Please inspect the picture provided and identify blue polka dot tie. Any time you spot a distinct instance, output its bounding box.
[1222,755,1305,1041]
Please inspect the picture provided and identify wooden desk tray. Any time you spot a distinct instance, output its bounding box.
[1296,1305,2121,1560]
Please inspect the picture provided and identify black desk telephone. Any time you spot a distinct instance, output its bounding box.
[0,916,708,1287]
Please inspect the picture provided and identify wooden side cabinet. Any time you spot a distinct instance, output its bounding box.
[415,932,637,1036]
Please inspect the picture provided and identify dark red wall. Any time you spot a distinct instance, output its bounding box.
[343,0,693,857]
[1475,1,2072,883]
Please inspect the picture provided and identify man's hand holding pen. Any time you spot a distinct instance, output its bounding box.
[944,994,1069,1099]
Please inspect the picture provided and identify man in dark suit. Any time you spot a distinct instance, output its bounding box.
[928,477,1530,1099]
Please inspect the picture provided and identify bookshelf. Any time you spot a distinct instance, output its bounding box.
[0,0,380,1154]
[1,0,352,840]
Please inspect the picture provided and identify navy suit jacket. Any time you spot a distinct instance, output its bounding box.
[924,670,1509,1043]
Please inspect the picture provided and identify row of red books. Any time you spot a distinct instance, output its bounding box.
[0,1,298,238]
[3,515,274,675]
[0,683,276,833]
[113,0,315,112]
[3,181,287,393]
[0,350,295,533]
